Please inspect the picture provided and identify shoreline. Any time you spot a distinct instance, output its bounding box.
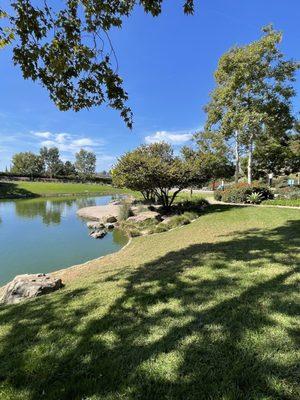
[1,196,299,296]
[0,191,127,200]
[0,196,131,293]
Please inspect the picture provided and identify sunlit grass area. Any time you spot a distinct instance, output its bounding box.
[0,205,299,399]
[0,181,134,198]
[263,198,300,207]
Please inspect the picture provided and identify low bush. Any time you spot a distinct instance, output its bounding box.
[127,228,142,237]
[175,198,209,213]
[153,224,169,233]
[215,183,273,204]
[247,192,263,204]
[167,215,191,228]
[119,200,203,237]
[274,187,300,200]
[118,201,133,221]
[182,211,199,220]
[214,191,223,201]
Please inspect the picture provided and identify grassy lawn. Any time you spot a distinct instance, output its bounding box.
[0,205,299,399]
[263,198,300,207]
[0,181,134,198]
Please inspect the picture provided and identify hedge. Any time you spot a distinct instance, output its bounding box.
[214,183,273,204]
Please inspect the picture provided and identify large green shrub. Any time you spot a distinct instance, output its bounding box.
[214,183,273,204]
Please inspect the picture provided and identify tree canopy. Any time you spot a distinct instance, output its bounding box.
[75,148,96,178]
[40,146,64,178]
[112,142,195,208]
[205,25,298,184]
[0,1,194,128]
[11,151,44,176]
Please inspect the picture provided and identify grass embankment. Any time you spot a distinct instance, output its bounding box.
[0,205,300,399]
[0,181,134,199]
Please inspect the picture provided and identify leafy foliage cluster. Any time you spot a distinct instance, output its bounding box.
[0,1,194,127]
[214,183,273,204]
[11,146,96,179]
[74,148,96,178]
[275,187,300,200]
[205,25,299,183]
[112,142,205,209]
[112,141,234,209]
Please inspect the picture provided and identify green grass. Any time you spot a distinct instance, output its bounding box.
[176,191,214,203]
[263,198,300,207]
[0,205,299,399]
[0,181,134,198]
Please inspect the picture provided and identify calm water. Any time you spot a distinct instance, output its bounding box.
[0,195,128,285]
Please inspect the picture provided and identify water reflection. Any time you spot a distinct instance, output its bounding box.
[113,228,129,247]
[14,197,98,226]
[0,195,128,285]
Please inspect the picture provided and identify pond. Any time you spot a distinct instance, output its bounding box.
[0,195,128,286]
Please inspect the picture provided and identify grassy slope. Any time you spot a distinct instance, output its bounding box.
[0,181,133,198]
[0,205,299,399]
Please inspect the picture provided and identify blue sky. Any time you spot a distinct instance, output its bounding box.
[0,0,299,171]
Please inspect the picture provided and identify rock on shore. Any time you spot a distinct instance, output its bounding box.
[0,273,64,305]
[77,204,121,221]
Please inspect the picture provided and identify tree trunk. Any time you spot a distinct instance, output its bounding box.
[169,189,181,208]
[235,131,240,184]
[247,135,253,185]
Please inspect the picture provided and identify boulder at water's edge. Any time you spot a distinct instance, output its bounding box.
[0,273,64,305]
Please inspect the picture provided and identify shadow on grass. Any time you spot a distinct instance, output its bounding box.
[0,219,299,399]
[0,182,38,199]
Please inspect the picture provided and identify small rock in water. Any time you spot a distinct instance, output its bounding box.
[89,229,107,239]
[86,221,105,229]
[104,223,115,230]
[0,273,64,305]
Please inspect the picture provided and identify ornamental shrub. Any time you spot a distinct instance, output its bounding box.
[175,198,209,213]
[275,187,300,199]
[214,184,273,204]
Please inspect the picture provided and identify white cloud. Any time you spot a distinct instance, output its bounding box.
[33,131,53,139]
[31,130,115,171]
[72,138,94,146]
[55,133,70,143]
[33,131,103,153]
[40,140,56,147]
[145,130,193,145]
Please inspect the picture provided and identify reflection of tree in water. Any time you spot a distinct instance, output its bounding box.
[75,197,97,209]
[13,196,120,227]
[14,198,72,225]
[113,229,128,247]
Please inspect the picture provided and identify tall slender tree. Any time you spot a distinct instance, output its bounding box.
[75,149,96,179]
[205,25,298,184]
[40,147,63,178]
